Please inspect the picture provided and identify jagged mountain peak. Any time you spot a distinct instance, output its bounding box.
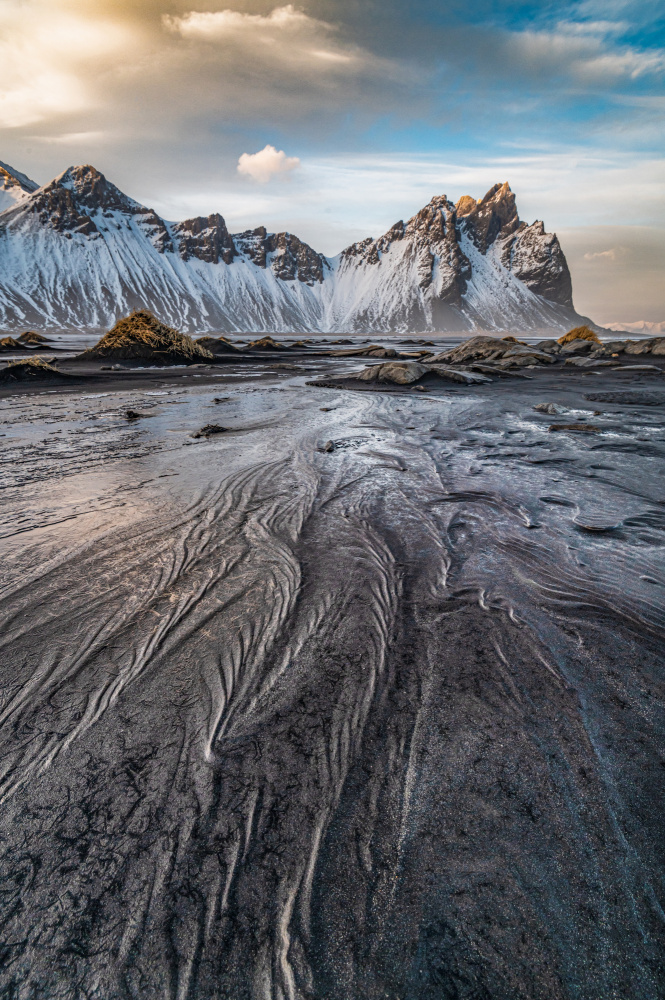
[0,159,39,212]
[457,181,520,253]
[0,160,586,333]
[46,164,142,213]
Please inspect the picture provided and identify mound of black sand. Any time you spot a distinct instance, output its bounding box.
[195,336,242,354]
[586,390,665,405]
[18,331,50,345]
[0,358,66,382]
[78,311,212,365]
[246,336,286,351]
[0,336,24,353]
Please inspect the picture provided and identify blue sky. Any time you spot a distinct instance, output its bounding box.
[0,0,663,322]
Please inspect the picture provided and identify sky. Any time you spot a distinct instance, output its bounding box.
[0,0,664,325]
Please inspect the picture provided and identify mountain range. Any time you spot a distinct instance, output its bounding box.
[0,160,589,334]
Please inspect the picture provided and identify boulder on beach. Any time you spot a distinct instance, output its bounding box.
[624,338,665,355]
[560,339,596,355]
[76,310,212,365]
[557,325,601,346]
[350,361,491,386]
[427,365,492,384]
[426,335,554,367]
[329,344,397,358]
[355,361,430,384]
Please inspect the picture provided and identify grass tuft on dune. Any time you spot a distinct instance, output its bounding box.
[79,310,213,365]
[558,325,601,345]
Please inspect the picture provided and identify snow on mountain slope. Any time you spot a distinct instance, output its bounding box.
[0,161,39,213]
[0,164,588,333]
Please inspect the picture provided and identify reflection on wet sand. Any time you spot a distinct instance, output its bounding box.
[0,364,664,999]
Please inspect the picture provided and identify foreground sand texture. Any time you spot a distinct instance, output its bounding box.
[0,356,664,998]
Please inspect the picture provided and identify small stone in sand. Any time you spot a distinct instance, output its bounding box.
[192,424,228,438]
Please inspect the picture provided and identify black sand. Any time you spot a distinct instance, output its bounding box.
[0,351,664,999]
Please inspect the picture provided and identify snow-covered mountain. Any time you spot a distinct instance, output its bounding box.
[0,162,588,333]
[0,160,39,213]
[605,320,665,336]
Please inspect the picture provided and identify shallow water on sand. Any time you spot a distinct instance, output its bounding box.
[0,371,664,999]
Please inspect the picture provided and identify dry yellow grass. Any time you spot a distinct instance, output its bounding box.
[0,336,23,350]
[0,358,61,381]
[82,310,212,363]
[558,325,601,345]
[19,331,49,344]
[247,336,283,350]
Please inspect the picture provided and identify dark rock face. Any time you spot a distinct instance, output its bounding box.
[266,232,326,284]
[502,223,573,306]
[174,214,236,265]
[235,228,327,284]
[457,181,521,253]
[234,226,269,268]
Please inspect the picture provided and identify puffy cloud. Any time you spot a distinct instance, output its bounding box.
[237,145,300,183]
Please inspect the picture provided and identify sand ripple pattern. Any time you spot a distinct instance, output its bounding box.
[0,385,663,999]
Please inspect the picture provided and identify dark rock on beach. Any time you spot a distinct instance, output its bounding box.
[192,423,228,438]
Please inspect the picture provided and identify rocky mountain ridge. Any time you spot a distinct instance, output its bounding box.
[0,162,588,333]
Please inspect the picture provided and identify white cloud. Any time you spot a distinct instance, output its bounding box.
[163,6,314,41]
[162,6,361,72]
[237,145,300,183]
[583,247,625,260]
[556,20,629,36]
[504,26,665,85]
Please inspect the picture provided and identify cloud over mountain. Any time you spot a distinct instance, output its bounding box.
[238,146,301,183]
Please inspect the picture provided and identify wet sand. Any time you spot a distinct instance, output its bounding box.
[0,355,664,998]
